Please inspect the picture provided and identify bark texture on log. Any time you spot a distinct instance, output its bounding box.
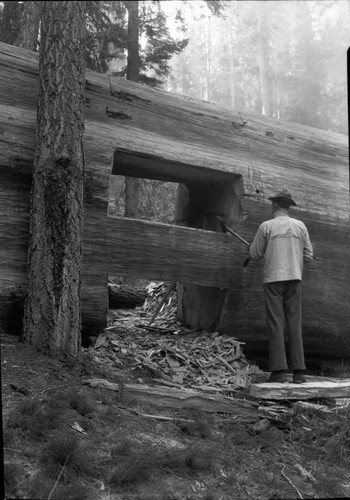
[0,42,349,359]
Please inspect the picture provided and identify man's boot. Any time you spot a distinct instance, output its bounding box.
[267,370,288,383]
[293,370,306,384]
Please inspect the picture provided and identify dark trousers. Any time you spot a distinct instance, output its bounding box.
[263,280,306,372]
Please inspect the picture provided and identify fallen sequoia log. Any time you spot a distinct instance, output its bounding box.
[0,42,349,360]
[108,283,147,309]
[83,378,259,419]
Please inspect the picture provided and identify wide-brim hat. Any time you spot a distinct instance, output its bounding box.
[268,190,297,206]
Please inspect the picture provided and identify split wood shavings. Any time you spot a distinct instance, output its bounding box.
[92,282,263,393]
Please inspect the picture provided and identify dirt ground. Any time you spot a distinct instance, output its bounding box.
[2,330,350,500]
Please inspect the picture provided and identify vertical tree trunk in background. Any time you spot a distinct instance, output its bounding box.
[0,1,21,45]
[124,175,140,218]
[23,1,86,360]
[175,181,240,331]
[257,1,273,116]
[228,9,236,109]
[205,14,211,101]
[125,0,140,219]
[16,1,41,51]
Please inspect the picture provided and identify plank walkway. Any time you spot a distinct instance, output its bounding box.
[249,375,350,400]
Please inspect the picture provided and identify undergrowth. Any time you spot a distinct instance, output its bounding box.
[3,383,350,500]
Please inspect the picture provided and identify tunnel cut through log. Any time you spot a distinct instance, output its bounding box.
[175,178,243,331]
[111,148,244,332]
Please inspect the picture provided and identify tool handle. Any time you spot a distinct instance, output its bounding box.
[225,226,250,247]
[216,216,250,247]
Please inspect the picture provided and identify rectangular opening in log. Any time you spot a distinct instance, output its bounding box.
[109,148,243,225]
[106,149,245,296]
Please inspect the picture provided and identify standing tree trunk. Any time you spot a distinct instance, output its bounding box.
[0,1,21,45]
[257,1,273,116]
[205,14,211,102]
[228,15,236,109]
[23,1,86,360]
[125,0,140,219]
[16,1,41,51]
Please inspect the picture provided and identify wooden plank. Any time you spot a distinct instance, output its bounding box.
[249,378,350,400]
[83,378,259,417]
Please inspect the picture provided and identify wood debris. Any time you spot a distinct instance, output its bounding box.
[94,325,259,395]
[92,327,259,393]
[83,378,259,417]
[89,282,349,412]
[142,281,178,328]
[89,281,264,394]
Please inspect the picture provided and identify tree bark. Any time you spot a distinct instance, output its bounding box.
[0,1,21,45]
[23,1,86,359]
[126,0,139,83]
[16,1,41,52]
[124,174,140,218]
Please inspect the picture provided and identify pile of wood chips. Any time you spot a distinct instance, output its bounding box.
[91,282,262,393]
[142,281,178,330]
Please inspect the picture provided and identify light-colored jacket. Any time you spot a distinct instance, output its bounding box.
[249,209,314,284]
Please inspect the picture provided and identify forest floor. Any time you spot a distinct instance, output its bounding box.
[2,315,350,500]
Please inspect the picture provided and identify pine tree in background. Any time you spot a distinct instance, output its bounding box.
[84,0,188,86]
[0,0,21,45]
[165,0,349,135]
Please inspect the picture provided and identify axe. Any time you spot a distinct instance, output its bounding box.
[216,216,251,267]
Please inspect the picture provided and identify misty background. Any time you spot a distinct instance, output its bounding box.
[160,0,349,135]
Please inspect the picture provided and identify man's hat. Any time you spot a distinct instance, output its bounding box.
[268,190,297,206]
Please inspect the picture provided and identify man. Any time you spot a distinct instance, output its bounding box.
[249,190,313,384]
